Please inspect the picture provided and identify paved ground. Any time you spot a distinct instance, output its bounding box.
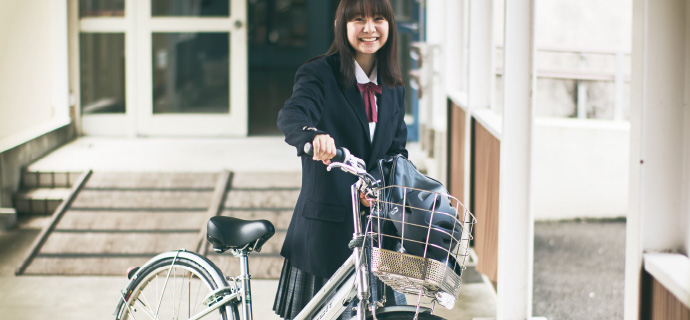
[0,215,495,320]
[1,217,626,320]
[0,221,284,320]
[533,220,626,320]
[0,137,628,319]
[0,137,496,319]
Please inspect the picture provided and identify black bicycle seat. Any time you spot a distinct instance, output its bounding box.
[206,216,275,253]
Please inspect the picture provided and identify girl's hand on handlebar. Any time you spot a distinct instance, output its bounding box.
[312,134,336,165]
[359,191,372,207]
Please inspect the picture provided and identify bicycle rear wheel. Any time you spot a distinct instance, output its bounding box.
[115,252,239,320]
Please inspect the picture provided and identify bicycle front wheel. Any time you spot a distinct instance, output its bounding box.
[367,306,447,320]
[115,252,239,320]
[367,312,446,319]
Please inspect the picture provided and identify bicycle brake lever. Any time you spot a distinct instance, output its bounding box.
[327,162,361,175]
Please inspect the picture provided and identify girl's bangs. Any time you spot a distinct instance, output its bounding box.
[343,0,393,21]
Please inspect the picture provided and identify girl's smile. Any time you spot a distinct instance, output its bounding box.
[347,15,389,67]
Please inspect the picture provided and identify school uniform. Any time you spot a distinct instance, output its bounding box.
[273,53,408,319]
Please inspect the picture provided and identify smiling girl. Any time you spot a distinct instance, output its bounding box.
[274,0,408,319]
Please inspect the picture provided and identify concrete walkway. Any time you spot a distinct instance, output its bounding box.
[0,222,285,320]
[1,137,497,320]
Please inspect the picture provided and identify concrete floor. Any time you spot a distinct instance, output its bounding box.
[0,137,629,320]
[26,136,304,173]
[0,214,496,320]
[1,137,498,320]
[533,220,626,320]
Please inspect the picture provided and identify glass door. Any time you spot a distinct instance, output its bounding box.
[75,0,130,136]
[76,0,247,137]
[138,0,247,136]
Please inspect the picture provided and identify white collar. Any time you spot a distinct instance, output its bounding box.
[354,59,378,85]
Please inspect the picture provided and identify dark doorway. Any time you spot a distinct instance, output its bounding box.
[247,0,339,136]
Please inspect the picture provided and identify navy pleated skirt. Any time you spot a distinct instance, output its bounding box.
[272,257,406,320]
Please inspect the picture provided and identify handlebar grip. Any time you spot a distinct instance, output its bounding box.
[303,142,347,163]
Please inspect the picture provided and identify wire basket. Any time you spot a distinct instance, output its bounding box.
[367,185,476,308]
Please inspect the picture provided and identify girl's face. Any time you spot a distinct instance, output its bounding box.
[346,14,389,60]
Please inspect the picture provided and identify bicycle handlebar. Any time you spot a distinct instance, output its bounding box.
[303,142,349,163]
[304,142,380,194]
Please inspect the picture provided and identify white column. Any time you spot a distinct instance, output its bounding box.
[52,0,70,122]
[683,0,690,262]
[625,0,689,319]
[67,0,81,132]
[444,0,465,93]
[496,0,536,319]
[445,0,471,207]
[426,0,448,184]
[467,0,494,111]
[426,0,446,127]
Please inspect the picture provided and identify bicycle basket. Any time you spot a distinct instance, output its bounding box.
[367,185,476,309]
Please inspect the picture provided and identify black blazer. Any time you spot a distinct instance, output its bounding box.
[277,54,408,278]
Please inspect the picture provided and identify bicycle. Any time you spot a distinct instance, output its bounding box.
[113,144,476,320]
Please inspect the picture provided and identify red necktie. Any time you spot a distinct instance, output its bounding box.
[357,82,382,123]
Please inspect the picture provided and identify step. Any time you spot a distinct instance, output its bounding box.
[14,188,72,215]
[56,210,207,230]
[224,189,299,209]
[0,207,17,230]
[231,172,301,188]
[22,171,84,189]
[85,171,219,189]
[71,189,214,210]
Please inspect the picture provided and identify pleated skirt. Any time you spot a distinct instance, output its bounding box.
[272,257,406,320]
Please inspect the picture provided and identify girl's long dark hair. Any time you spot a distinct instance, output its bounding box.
[326,0,403,89]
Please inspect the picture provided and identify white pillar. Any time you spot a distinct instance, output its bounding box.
[52,0,70,121]
[426,0,446,130]
[426,0,448,184]
[67,0,81,132]
[625,0,689,319]
[445,0,471,207]
[467,0,494,111]
[444,0,466,93]
[496,0,536,319]
[683,0,690,261]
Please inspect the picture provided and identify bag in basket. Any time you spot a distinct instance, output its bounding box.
[373,154,462,265]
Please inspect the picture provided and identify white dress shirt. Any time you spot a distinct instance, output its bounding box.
[354,60,378,142]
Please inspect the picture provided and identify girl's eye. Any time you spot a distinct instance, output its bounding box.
[375,16,386,21]
[353,17,364,22]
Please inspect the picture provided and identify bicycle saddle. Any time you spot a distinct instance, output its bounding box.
[206,216,275,253]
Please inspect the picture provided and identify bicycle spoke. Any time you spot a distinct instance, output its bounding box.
[193,275,203,317]
[173,270,192,319]
[117,254,231,320]
[137,281,157,320]
[170,266,177,318]
[188,272,192,319]
[154,252,180,318]
[138,284,156,318]
[119,290,140,320]
[133,297,155,320]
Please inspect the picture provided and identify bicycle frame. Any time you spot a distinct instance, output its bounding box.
[116,149,383,320]
[197,182,372,320]
[292,183,372,320]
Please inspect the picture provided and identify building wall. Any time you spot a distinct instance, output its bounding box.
[533,118,630,219]
[0,0,67,141]
[0,0,73,208]
[537,0,632,49]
